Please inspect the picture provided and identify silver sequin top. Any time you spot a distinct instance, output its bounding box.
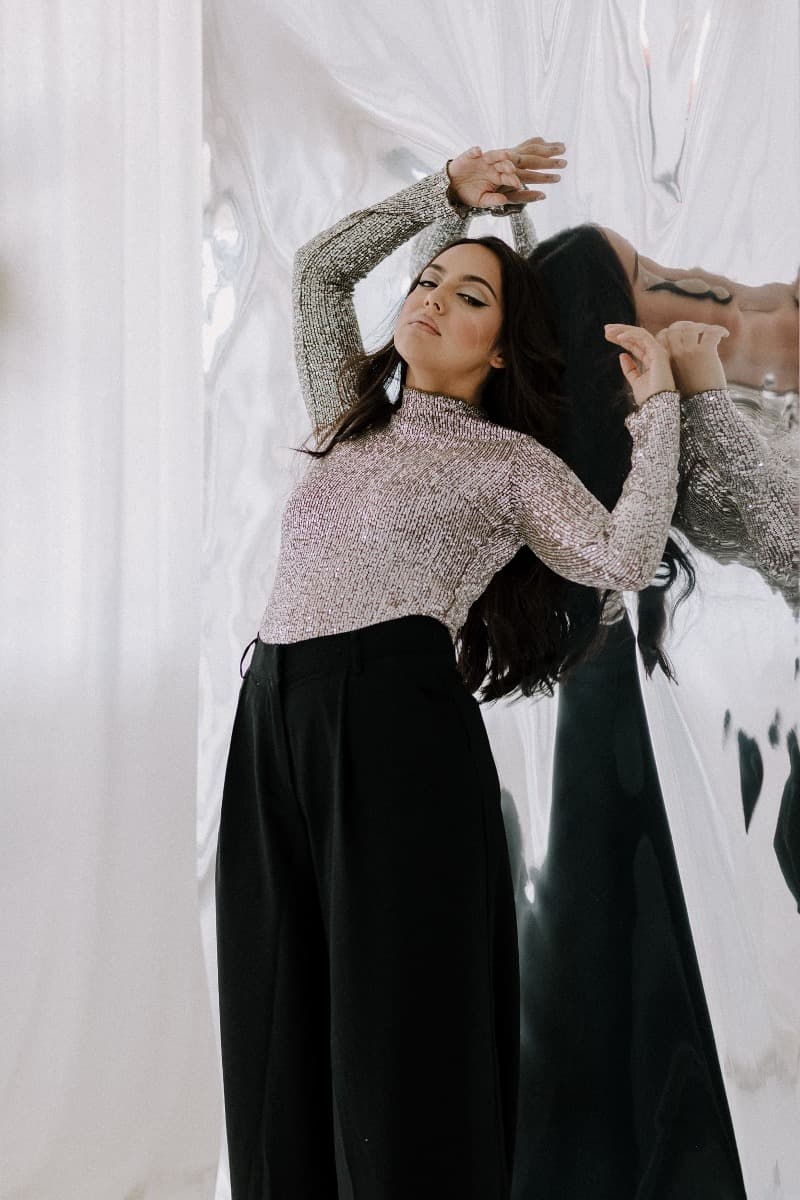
[675,391,798,609]
[413,204,799,611]
[258,169,682,645]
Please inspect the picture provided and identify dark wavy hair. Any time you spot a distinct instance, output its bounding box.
[303,232,691,699]
[528,223,696,678]
[303,234,597,700]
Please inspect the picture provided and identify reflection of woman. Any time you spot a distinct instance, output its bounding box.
[528,223,798,616]
[411,148,786,1197]
[516,220,754,1200]
[513,217,752,1198]
[215,139,684,1198]
[599,225,799,395]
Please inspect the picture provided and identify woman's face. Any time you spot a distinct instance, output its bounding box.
[394,242,505,403]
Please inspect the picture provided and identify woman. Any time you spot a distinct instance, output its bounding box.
[215,138,691,1200]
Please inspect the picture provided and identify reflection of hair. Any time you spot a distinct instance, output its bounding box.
[304,236,622,700]
[530,224,696,677]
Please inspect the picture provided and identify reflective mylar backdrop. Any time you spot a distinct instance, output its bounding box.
[201,2,799,1196]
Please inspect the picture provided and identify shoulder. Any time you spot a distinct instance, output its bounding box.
[470,417,561,463]
[472,421,567,505]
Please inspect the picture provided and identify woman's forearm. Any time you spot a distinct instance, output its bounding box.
[678,388,799,590]
[293,168,460,431]
[512,390,681,592]
[408,197,536,281]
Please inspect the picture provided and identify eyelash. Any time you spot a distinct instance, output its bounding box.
[417,279,488,307]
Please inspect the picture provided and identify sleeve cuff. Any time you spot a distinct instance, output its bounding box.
[444,160,527,219]
[624,389,680,434]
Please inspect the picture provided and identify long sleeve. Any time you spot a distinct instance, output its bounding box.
[408,209,469,280]
[408,198,538,279]
[675,388,799,607]
[509,209,538,257]
[511,390,681,590]
[293,168,463,433]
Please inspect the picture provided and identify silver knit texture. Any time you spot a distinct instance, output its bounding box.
[412,202,800,612]
[258,385,680,644]
[259,167,682,646]
[407,201,536,281]
[676,390,798,610]
[292,170,454,434]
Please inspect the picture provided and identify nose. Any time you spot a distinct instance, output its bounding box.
[424,291,443,313]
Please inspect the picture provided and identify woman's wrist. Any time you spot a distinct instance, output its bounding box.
[673,368,728,396]
[445,156,525,217]
[444,159,465,211]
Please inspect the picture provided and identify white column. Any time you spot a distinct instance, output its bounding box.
[0,4,219,1197]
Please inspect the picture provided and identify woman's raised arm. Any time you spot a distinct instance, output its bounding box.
[512,390,680,591]
[511,326,680,591]
[293,170,453,433]
[293,139,565,434]
[293,143,538,433]
[408,137,564,277]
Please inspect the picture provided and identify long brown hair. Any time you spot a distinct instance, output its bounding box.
[529,224,696,680]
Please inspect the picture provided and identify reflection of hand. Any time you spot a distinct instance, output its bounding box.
[604,323,675,408]
[447,138,564,209]
[506,136,567,200]
[655,321,729,395]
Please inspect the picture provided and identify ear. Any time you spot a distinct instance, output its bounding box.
[489,349,506,370]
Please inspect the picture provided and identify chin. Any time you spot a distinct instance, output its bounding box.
[394,338,424,374]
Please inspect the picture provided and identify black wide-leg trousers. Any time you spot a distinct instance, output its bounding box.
[215,614,519,1199]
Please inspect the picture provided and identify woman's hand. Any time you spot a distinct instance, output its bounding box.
[447,137,566,210]
[604,323,676,408]
[654,321,729,395]
[508,136,568,198]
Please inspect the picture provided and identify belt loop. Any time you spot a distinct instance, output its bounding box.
[239,635,258,679]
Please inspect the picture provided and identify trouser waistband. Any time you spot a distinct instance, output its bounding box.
[241,614,455,684]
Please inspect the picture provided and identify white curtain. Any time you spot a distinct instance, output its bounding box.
[0,5,219,1198]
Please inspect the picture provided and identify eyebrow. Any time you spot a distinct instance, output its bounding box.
[424,261,498,300]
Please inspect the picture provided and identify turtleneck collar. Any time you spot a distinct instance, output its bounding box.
[398,386,490,424]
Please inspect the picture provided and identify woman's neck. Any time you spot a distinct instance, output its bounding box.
[404,368,485,408]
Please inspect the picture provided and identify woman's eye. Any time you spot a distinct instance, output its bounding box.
[418,279,435,288]
[459,293,487,307]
